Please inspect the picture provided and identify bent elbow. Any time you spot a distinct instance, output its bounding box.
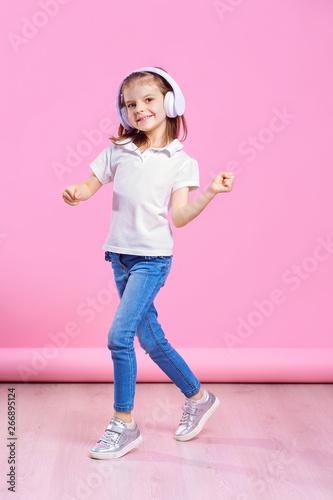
[172,218,185,228]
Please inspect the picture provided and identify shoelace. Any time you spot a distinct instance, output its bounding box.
[100,426,123,445]
[101,430,120,445]
[179,399,196,424]
[179,412,190,425]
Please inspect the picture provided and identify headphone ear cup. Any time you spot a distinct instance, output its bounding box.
[120,106,133,130]
[164,91,177,118]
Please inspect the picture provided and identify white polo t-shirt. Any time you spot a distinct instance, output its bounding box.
[89,138,200,256]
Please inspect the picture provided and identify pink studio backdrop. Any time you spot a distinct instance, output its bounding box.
[1,0,332,381]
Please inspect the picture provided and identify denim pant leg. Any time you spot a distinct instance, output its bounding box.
[107,253,175,412]
[136,303,201,398]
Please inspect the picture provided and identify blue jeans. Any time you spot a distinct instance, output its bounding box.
[105,251,201,412]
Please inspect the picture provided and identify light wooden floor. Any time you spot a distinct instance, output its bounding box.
[0,383,333,500]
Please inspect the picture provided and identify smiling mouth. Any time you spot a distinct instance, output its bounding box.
[137,115,153,123]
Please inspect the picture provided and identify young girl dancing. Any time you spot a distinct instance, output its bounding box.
[62,66,234,459]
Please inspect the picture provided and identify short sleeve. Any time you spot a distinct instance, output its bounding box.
[89,144,115,185]
[172,159,200,193]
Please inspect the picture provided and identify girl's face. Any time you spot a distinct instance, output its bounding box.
[123,79,167,137]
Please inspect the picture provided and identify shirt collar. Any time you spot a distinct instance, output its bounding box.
[116,138,183,157]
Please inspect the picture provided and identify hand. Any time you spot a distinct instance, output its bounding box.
[62,185,82,206]
[208,172,235,195]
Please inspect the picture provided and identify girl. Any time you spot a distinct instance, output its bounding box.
[62,66,234,459]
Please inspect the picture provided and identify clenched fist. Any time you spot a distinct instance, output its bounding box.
[208,172,235,195]
[62,185,82,206]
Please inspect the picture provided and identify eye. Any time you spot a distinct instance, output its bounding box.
[146,98,153,102]
[127,103,135,108]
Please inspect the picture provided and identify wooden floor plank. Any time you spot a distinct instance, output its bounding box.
[0,383,332,500]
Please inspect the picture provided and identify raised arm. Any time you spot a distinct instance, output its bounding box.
[62,173,103,206]
[171,171,234,228]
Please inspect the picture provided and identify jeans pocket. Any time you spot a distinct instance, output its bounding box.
[105,251,119,264]
[105,251,112,262]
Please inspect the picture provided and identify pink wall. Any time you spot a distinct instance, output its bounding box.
[1,1,332,379]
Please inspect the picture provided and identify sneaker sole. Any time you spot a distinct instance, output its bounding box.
[90,434,142,459]
[175,396,220,442]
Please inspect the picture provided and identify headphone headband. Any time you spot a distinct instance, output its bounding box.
[116,66,185,131]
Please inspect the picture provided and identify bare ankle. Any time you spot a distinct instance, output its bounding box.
[189,388,205,400]
[113,410,132,423]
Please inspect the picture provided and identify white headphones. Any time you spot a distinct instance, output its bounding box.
[116,66,186,131]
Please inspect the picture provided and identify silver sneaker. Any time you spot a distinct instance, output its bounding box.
[90,417,142,459]
[175,389,220,441]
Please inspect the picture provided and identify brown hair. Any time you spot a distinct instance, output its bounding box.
[109,67,188,149]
